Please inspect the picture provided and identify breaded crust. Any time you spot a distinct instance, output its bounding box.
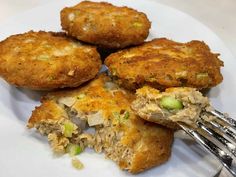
[28,99,68,128]
[28,74,173,173]
[0,31,102,90]
[105,38,224,90]
[60,1,151,49]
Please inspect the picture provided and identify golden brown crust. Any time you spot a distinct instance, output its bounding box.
[60,1,151,48]
[28,100,68,128]
[123,120,173,173]
[130,123,173,173]
[28,74,173,173]
[0,31,102,90]
[138,115,180,129]
[105,38,224,90]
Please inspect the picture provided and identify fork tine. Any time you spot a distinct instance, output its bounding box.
[197,120,236,156]
[207,119,236,142]
[210,109,236,129]
[178,123,236,176]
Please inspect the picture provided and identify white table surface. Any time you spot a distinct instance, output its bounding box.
[0,0,234,176]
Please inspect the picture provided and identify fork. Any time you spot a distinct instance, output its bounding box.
[178,109,236,176]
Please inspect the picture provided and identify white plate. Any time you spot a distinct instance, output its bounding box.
[0,0,235,176]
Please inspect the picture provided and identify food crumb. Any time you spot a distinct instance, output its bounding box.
[68,70,75,76]
[72,158,84,170]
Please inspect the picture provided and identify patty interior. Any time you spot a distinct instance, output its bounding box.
[33,102,134,168]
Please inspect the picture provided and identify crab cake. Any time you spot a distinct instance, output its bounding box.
[105,38,223,90]
[0,31,101,90]
[28,74,173,173]
[131,86,211,129]
[60,1,151,49]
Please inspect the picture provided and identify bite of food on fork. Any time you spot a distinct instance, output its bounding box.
[131,86,211,129]
[131,86,236,176]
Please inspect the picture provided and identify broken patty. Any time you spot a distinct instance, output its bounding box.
[0,31,101,90]
[105,38,223,90]
[60,1,151,48]
[28,74,173,173]
[131,86,212,129]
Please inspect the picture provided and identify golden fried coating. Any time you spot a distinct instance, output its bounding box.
[28,74,173,173]
[0,31,101,90]
[105,38,224,90]
[60,1,151,49]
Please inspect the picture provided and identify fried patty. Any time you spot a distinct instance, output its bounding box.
[0,31,101,90]
[60,1,151,49]
[28,74,173,173]
[105,38,224,90]
[131,86,211,129]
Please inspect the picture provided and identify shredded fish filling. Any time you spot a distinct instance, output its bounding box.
[33,101,134,167]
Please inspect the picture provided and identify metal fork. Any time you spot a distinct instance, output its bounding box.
[178,109,236,176]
